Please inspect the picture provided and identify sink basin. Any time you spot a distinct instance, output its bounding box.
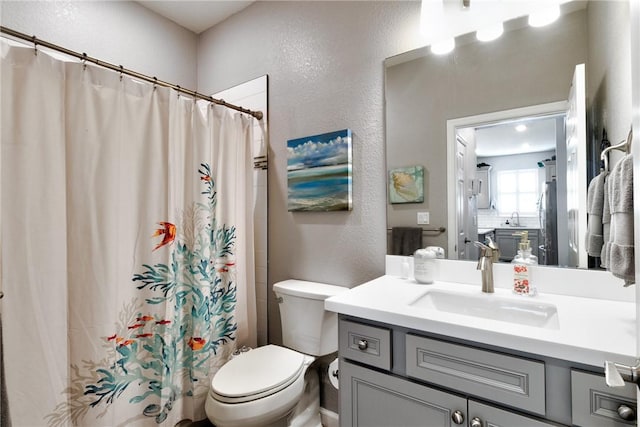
[409,289,559,329]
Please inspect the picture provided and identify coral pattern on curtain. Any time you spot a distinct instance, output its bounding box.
[0,38,256,426]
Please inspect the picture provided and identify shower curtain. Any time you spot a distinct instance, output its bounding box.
[1,39,256,426]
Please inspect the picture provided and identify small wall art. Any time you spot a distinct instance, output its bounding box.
[389,165,424,204]
[287,129,353,212]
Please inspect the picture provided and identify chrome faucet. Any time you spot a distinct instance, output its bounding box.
[510,211,520,227]
[474,238,500,293]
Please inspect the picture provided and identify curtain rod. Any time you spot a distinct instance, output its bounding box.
[0,25,264,121]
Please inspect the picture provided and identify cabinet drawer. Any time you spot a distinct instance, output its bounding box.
[571,370,637,426]
[339,319,391,370]
[406,334,546,416]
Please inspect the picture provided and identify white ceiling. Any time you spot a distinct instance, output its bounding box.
[136,1,254,34]
[475,115,560,158]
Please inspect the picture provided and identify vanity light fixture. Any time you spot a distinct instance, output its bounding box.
[421,0,454,55]
[431,37,455,55]
[420,0,445,41]
[476,23,504,42]
[516,124,527,132]
[528,4,561,28]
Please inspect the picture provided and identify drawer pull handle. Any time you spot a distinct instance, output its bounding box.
[357,339,368,351]
[470,417,483,427]
[617,404,636,421]
[451,410,464,425]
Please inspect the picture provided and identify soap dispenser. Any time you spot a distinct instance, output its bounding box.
[414,247,437,284]
[511,231,538,296]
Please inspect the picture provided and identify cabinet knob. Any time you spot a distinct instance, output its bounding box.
[470,417,483,427]
[357,339,368,351]
[451,410,464,425]
[617,404,636,421]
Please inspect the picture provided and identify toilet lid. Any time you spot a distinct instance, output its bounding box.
[211,345,305,402]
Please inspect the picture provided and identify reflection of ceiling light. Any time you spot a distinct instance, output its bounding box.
[516,124,527,132]
[431,38,455,55]
[476,23,504,42]
[528,5,561,27]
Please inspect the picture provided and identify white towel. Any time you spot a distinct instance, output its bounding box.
[585,172,606,257]
[603,155,634,285]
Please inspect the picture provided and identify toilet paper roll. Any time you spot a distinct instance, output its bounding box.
[328,358,339,389]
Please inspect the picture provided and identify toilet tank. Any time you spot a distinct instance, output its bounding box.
[273,279,348,356]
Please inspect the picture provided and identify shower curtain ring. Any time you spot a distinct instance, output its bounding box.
[32,35,37,55]
[119,65,123,81]
[176,85,181,98]
[153,77,158,90]
[82,52,87,70]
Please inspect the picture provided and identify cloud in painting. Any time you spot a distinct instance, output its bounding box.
[287,134,350,171]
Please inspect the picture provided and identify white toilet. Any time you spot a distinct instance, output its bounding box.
[205,279,347,427]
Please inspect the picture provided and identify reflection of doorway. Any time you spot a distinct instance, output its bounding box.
[446,101,569,263]
[455,132,477,261]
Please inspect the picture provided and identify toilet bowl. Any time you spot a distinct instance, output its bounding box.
[205,280,347,427]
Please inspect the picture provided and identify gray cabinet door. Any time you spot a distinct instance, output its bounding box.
[494,228,540,261]
[494,230,519,261]
[340,360,467,427]
[468,400,556,427]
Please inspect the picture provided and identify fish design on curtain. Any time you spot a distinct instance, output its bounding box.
[46,164,237,425]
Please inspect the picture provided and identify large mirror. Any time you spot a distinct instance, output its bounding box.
[385,0,632,270]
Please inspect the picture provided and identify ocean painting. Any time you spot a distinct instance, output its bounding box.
[287,129,353,211]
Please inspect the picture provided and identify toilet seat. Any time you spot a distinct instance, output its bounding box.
[211,345,305,404]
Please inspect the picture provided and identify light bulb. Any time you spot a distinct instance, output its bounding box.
[528,5,560,28]
[476,23,504,42]
[431,37,455,55]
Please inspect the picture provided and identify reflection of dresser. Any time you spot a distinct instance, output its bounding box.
[476,166,491,209]
[494,228,540,262]
[477,228,495,245]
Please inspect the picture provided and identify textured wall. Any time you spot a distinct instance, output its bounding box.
[587,0,632,168]
[0,1,198,88]
[197,1,425,347]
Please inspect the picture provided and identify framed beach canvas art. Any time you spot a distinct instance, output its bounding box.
[389,165,424,204]
[287,129,353,211]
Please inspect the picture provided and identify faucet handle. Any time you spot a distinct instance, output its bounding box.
[474,241,489,250]
[474,241,493,258]
[486,236,500,261]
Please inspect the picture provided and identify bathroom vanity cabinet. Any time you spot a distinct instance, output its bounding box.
[338,316,637,427]
[494,228,540,261]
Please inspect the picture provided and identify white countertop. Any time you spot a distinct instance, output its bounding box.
[477,228,495,234]
[325,274,636,368]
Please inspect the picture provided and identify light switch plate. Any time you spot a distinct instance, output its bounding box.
[417,212,430,225]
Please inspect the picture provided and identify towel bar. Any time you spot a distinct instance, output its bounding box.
[387,226,446,233]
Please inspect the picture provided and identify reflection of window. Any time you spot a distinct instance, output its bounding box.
[496,169,539,216]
